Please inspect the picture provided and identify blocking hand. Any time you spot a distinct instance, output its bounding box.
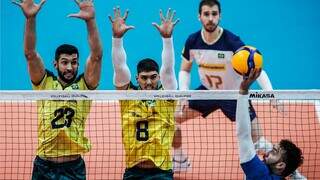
[108,7,135,38]
[152,8,179,38]
[12,0,46,18]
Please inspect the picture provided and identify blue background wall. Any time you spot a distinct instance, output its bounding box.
[1,0,319,90]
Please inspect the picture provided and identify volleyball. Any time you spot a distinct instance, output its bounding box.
[231,46,263,76]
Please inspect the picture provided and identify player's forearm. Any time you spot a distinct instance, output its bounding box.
[24,17,45,84]
[86,19,103,62]
[112,38,131,87]
[160,37,177,90]
[178,70,190,90]
[24,17,38,60]
[257,70,273,90]
[236,94,256,163]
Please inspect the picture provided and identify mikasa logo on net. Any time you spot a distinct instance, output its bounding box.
[249,92,275,99]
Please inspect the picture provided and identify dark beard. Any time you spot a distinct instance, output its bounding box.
[204,24,218,33]
[57,70,77,85]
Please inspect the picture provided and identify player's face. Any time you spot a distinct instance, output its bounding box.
[263,144,285,167]
[136,71,160,90]
[199,5,220,33]
[54,53,79,84]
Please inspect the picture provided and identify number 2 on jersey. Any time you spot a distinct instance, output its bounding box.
[136,120,149,141]
[51,108,75,129]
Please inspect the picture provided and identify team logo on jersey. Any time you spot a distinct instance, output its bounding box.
[218,53,225,59]
[71,84,79,90]
[145,100,156,107]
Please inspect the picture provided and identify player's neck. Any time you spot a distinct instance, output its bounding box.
[58,77,73,88]
[201,26,222,45]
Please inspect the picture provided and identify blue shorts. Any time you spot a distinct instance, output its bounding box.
[32,156,86,180]
[189,85,257,121]
[123,166,173,180]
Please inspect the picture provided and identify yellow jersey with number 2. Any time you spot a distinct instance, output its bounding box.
[33,70,92,158]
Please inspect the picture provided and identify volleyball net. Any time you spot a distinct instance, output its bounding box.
[0,90,319,179]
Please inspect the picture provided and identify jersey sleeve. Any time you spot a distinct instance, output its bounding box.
[32,70,54,90]
[182,36,193,61]
[241,155,280,180]
[227,33,245,52]
[127,82,138,90]
[77,74,92,90]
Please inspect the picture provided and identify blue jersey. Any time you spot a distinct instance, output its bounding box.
[182,28,245,90]
[241,155,282,180]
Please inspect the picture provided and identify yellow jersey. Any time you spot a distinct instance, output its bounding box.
[33,70,92,157]
[120,82,176,170]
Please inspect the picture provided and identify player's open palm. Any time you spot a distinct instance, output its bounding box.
[152,8,179,38]
[68,0,95,21]
[12,0,46,18]
[108,7,134,38]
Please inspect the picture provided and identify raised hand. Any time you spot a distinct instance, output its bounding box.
[12,0,46,18]
[68,0,95,21]
[108,7,135,38]
[152,8,179,38]
[240,68,262,94]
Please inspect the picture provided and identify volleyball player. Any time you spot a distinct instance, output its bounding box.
[109,7,179,179]
[236,68,304,179]
[13,0,102,179]
[172,0,281,172]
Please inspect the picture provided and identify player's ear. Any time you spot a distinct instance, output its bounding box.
[53,60,58,69]
[276,162,286,173]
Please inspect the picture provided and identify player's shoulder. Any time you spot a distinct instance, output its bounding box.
[127,82,139,90]
[42,69,57,83]
[74,73,85,83]
[187,30,202,39]
[221,28,243,43]
[220,28,244,51]
[186,30,202,43]
[45,70,55,78]
[73,73,92,90]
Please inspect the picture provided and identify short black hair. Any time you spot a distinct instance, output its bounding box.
[55,44,79,61]
[279,139,304,177]
[137,58,159,74]
[199,0,221,14]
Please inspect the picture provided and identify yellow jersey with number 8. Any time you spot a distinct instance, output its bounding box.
[120,82,176,170]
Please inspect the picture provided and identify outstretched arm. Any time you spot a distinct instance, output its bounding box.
[69,0,103,89]
[152,8,179,90]
[109,7,134,90]
[12,0,46,85]
[237,69,262,163]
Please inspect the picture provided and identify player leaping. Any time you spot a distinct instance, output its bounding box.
[236,68,304,180]
[109,7,178,179]
[12,0,102,179]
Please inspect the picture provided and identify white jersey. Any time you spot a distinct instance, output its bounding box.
[182,28,245,90]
